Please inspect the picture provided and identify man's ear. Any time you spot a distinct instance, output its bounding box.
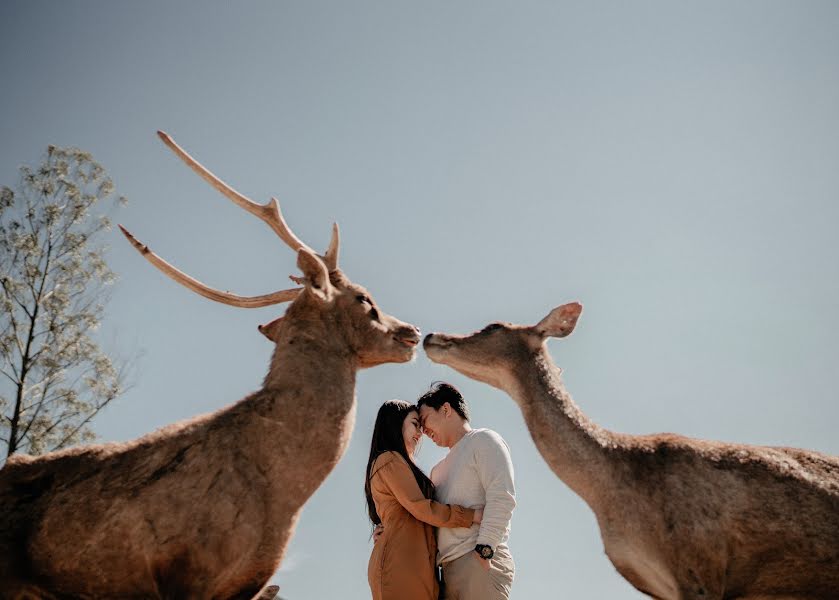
[296,249,333,302]
[535,302,583,338]
[257,315,285,343]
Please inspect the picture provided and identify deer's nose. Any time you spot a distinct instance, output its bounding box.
[394,324,422,347]
[399,324,421,338]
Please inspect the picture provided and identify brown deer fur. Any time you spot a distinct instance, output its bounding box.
[0,260,419,600]
[0,135,420,599]
[424,303,839,600]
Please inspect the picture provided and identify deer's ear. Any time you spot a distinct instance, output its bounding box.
[535,302,582,338]
[257,586,280,600]
[296,249,333,302]
[257,316,285,343]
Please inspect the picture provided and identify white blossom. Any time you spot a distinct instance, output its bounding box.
[1,145,130,458]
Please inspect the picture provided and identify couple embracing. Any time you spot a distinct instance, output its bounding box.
[365,382,516,600]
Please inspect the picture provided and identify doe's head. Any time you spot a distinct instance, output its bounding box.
[423,302,582,389]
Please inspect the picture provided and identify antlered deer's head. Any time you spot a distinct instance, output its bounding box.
[121,132,420,369]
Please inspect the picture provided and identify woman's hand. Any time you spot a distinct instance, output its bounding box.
[472,507,484,524]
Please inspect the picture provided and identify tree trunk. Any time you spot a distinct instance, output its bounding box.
[7,303,39,457]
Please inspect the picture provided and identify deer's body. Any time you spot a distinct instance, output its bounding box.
[0,132,420,599]
[1,348,354,598]
[517,356,839,600]
[425,304,839,600]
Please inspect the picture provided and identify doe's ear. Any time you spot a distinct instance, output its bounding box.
[535,302,582,338]
[258,315,285,343]
[296,249,333,302]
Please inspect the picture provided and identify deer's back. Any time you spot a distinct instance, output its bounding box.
[600,435,839,597]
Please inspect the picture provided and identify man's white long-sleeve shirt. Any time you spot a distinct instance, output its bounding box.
[430,428,516,564]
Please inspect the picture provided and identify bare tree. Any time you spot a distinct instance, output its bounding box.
[0,145,129,459]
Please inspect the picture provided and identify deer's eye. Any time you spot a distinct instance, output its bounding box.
[356,295,379,320]
[482,323,503,333]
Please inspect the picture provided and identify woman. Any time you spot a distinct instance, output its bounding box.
[365,400,482,600]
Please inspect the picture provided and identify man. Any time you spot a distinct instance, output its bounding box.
[417,382,516,600]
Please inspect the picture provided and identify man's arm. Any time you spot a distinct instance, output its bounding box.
[474,430,516,550]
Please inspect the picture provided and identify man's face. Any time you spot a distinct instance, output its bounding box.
[419,404,447,448]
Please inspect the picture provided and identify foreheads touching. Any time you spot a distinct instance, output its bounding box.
[417,382,470,448]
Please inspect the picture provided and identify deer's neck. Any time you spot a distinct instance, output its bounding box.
[252,321,358,478]
[508,351,619,509]
[262,321,357,416]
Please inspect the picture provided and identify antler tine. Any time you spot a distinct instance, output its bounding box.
[267,196,313,253]
[323,222,340,271]
[156,130,316,256]
[118,225,302,308]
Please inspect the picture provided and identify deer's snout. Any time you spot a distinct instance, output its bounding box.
[423,333,452,349]
[394,324,422,347]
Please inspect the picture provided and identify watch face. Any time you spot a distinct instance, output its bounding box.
[479,546,493,558]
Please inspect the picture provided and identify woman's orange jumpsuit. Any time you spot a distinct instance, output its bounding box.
[367,451,475,600]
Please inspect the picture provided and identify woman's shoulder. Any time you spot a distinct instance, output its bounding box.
[371,450,408,472]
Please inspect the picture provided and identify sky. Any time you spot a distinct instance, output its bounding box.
[1,1,838,598]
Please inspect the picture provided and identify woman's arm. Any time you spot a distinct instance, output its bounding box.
[374,453,477,528]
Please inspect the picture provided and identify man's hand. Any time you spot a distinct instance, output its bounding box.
[474,552,491,572]
[372,524,384,543]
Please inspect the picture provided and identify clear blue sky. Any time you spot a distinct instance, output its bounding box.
[2,2,838,598]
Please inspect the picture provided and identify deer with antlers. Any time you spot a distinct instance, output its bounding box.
[425,303,839,599]
[0,132,421,599]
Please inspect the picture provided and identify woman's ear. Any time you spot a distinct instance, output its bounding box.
[296,249,334,302]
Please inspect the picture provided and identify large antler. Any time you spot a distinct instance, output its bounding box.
[156,131,340,271]
[119,131,343,308]
[119,225,301,308]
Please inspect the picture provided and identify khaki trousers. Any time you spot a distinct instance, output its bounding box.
[440,545,514,600]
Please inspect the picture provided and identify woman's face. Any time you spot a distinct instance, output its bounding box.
[402,410,422,456]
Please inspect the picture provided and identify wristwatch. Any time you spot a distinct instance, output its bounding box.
[475,544,494,560]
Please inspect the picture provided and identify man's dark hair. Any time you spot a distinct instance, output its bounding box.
[417,381,470,421]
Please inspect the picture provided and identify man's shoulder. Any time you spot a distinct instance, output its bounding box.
[470,428,508,446]
[470,428,511,457]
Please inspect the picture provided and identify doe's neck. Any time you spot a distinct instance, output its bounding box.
[506,349,619,507]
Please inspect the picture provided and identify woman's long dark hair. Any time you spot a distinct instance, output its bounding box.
[365,399,435,525]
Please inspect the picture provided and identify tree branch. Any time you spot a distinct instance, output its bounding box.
[17,376,52,444]
[0,277,33,320]
[0,367,19,386]
[52,401,113,451]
